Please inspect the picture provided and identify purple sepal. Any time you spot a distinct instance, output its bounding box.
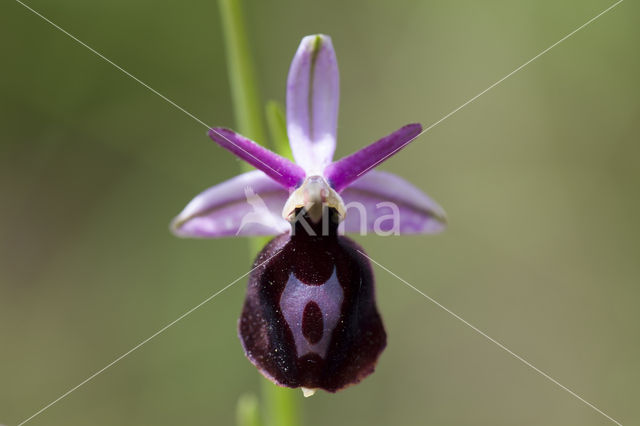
[171,170,290,238]
[286,34,339,173]
[324,123,422,192]
[208,128,306,189]
[339,170,446,234]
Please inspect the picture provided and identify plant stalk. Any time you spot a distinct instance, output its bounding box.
[218,1,300,425]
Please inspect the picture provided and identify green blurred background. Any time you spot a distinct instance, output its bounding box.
[1,0,638,425]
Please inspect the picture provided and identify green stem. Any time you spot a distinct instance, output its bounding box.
[218,0,266,144]
[265,101,293,160]
[261,379,299,426]
[236,394,261,426]
[218,1,300,426]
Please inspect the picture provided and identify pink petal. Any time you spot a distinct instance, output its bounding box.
[339,170,446,235]
[209,128,306,189]
[286,34,339,173]
[171,170,290,238]
[324,124,422,192]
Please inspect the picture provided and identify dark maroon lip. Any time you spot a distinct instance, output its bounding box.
[238,210,386,392]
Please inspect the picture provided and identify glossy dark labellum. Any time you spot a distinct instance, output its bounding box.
[239,209,386,392]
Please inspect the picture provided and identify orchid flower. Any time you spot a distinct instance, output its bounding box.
[171,35,446,393]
